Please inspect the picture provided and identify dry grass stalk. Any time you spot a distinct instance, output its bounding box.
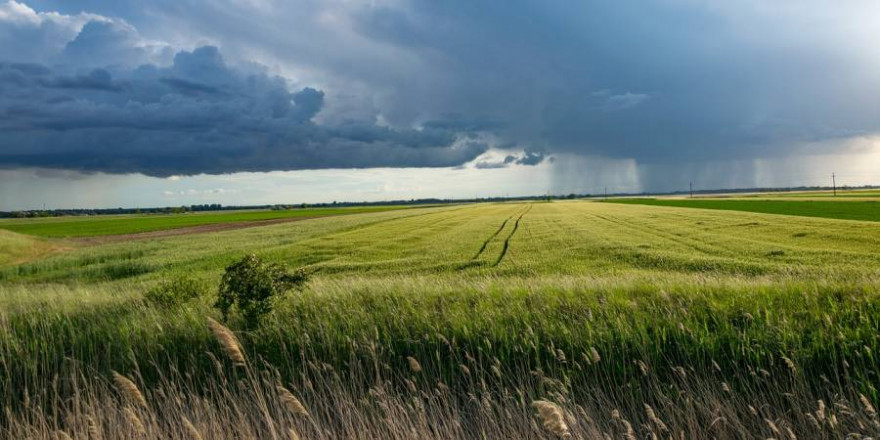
[277,384,310,417]
[611,409,636,440]
[54,431,73,440]
[407,356,422,373]
[288,427,301,440]
[181,416,203,440]
[87,415,101,440]
[532,400,571,438]
[112,371,147,408]
[207,317,246,365]
[123,406,146,436]
[860,394,877,417]
[645,404,668,432]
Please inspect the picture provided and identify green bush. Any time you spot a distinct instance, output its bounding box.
[144,276,207,308]
[215,254,307,327]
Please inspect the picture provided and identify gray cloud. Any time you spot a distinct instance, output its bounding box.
[473,150,546,169]
[5,0,880,186]
[0,6,488,176]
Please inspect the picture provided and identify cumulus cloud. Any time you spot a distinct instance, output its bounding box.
[0,2,489,176]
[0,1,93,61]
[473,150,546,169]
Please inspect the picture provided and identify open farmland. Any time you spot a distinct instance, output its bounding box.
[0,205,411,238]
[1,201,879,439]
[607,197,880,222]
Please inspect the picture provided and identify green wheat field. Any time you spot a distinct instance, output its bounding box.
[1,199,879,439]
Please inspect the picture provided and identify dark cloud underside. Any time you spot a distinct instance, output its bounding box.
[2,0,880,179]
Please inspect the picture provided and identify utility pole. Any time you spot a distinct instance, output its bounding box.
[689,182,693,198]
[832,173,837,197]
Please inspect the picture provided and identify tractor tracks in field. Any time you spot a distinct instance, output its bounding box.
[492,205,531,266]
[457,204,532,270]
[472,214,516,260]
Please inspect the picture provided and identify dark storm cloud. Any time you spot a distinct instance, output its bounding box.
[514,151,545,166]
[345,1,880,164]
[0,10,486,176]
[47,68,125,91]
[4,0,880,182]
[473,151,545,169]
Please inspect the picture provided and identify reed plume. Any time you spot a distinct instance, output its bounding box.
[645,404,668,432]
[181,416,203,440]
[407,356,422,373]
[277,384,310,417]
[112,371,147,408]
[288,427,301,440]
[123,406,146,436]
[532,400,571,438]
[207,317,246,365]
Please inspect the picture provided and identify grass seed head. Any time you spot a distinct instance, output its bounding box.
[207,317,246,365]
[123,406,146,436]
[87,415,101,440]
[407,356,422,373]
[644,404,668,432]
[277,385,310,417]
[531,400,571,438]
[860,394,877,416]
[181,416,203,440]
[288,428,301,440]
[112,372,147,408]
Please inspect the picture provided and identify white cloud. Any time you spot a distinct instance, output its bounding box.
[0,1,104,62]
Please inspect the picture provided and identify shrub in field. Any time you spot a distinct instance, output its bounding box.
[144,276,207,308]
[215,254,307,327]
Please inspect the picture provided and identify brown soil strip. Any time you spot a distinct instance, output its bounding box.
[73,215,329,245]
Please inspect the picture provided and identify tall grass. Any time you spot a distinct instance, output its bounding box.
[3,313,878,439]
[1,276,879,437]
[2,202,880,437]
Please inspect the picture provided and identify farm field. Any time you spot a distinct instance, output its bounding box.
[607,197,880,222]
[757,189,880,198]
[0,205,412,238]
[1,201,879,439]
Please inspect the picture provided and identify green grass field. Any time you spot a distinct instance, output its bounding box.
[0,205,412,238]
[607,197,880,222]
[762,189,880,198]
[2,201,879,438]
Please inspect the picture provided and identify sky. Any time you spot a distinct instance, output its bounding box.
[2,0,880,209]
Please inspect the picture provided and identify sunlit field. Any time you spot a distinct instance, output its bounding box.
[2,201,879,439]
[607,197,880,222]
[0,205,412,238]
